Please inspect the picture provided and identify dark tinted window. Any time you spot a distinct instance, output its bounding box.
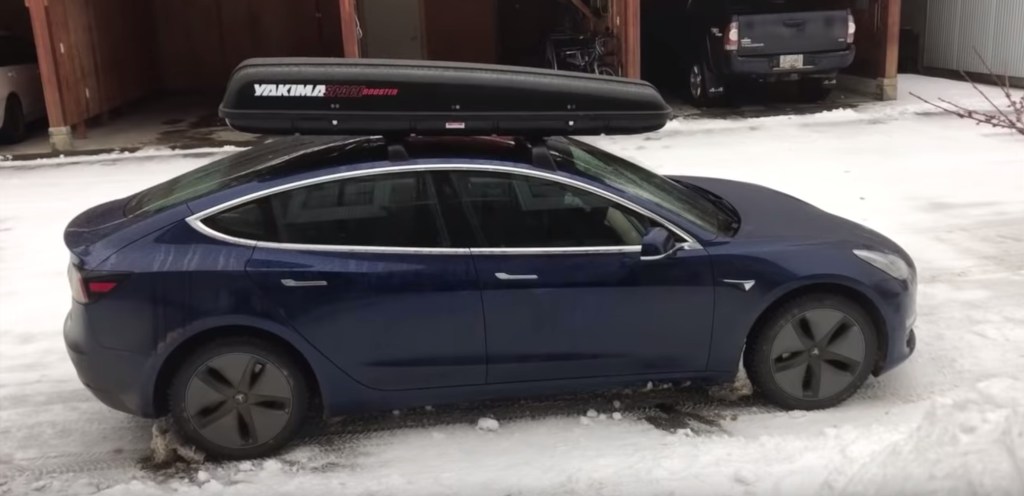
[0,35,36,66]
[202,201,275,242]
[449,171,649,248]
[269,172,445,248]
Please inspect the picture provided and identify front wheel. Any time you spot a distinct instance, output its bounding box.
[168,337,311,459]
[743,295,878,410]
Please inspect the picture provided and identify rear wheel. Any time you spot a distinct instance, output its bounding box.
[168,337,310,459]
[744,295,877,410]
[688,61,721,107]
[0,95,26,144]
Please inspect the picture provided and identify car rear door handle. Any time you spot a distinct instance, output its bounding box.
[281,279,328,287]
[495,272,538,281]
[783,19,806,28]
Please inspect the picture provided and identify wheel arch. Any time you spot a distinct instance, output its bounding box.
[744,281,889,373]
[152,324,325,418]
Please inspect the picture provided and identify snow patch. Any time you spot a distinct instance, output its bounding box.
[585,409,599,419]
[838,379,1024,495]
[612,412,624,421]
[149,420,205,466]
[476,418,500,432]
[708,369,754,402]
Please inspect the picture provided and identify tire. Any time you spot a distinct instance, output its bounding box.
[0,95,27,144]
[168,337,311,460]
[744,294,878,410]
[688,61,720,107]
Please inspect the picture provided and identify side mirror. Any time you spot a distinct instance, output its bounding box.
[641,227,675,258]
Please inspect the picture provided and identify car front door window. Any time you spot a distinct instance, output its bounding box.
[447,171,651,249]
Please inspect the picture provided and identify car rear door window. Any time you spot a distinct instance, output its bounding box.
[446,171,649,248]
[203,172,447,248]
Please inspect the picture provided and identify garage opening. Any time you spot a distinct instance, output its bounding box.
[357,0,638,76]
[17,0,346,152]
[640,0,901,103]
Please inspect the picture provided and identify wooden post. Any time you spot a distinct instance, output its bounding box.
[24,0,66,128]
[621,0,641,79]
[883,0,902,79]
[339,0,361,58]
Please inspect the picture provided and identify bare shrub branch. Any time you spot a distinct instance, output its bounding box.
[910,49,1024,136]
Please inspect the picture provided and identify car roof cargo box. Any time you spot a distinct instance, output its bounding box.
[219,58,672,137]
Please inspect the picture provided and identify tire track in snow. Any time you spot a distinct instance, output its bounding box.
[0,385,772,482]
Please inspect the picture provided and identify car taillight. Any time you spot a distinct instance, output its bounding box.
[848,14,856,44]
[68,263,125,304]
[725,20,740,51]
[68,263,88,304]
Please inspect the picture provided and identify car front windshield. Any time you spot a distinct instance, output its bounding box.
[548,137,728,236]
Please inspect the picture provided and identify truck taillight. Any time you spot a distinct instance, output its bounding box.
[725,20,739,51]
[848,14,856,44]
[68,263,125,304]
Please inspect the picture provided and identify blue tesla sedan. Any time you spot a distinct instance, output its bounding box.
[63,59,916,459]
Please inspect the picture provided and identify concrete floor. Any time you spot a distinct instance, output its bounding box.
[1,96,263,160]
[1,89,871,160]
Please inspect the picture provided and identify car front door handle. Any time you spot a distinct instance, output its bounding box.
[281,279,328,287]
[495,272,538,281]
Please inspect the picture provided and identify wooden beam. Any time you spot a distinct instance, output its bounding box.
[568,0,596,27]
[339,0,361,58]
[24,0,67,127]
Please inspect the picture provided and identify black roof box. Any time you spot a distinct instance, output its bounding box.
[219,58,671,137]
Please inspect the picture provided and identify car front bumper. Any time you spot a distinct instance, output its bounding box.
[873,274,918,375]
[64,309,157,418]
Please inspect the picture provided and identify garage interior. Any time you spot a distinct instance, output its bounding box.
[4,0,898,153]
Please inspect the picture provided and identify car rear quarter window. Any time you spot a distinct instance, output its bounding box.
[202,201,276,242]
[447,171,650,248]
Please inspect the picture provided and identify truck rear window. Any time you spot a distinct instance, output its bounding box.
[719,0,845,14]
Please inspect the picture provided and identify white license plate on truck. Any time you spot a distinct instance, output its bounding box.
[779,54,804,69]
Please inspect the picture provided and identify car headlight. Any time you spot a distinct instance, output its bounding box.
[853,249,911,280]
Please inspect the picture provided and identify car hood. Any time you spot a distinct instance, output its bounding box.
[669,176,902,252]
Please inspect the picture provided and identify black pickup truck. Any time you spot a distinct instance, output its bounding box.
[642,0,856,105]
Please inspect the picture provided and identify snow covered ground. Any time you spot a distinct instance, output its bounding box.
[1,75,1023,495]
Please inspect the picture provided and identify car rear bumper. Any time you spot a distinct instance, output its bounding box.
[64,309,156,418]
[722,48,855,77]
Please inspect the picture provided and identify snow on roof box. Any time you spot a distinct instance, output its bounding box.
[219,58,672,137]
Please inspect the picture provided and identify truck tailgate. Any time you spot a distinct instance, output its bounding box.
[737,10,849,56]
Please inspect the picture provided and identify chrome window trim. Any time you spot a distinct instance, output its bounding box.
[471,246,641,256]
[186,163,704,255]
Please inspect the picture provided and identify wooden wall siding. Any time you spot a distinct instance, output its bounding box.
[154,0,343,93]
[422,0,497,63]
[44,0,157,126]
